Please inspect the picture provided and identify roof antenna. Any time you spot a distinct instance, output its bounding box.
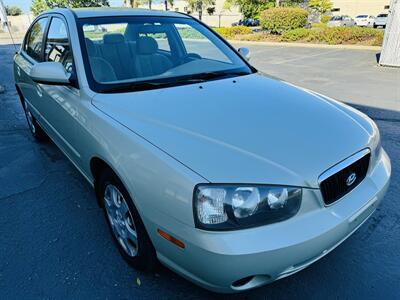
[0,0,18,53]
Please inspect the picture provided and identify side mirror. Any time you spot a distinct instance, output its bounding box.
[238,47,250,61]
[30,62,71,85]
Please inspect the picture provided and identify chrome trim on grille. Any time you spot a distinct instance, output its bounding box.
[318,148,371,185]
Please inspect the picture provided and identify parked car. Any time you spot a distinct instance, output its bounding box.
[327,15,356,27]
[14,8,391,293]
[374,13,388,28]
[232,18,260,27]
[355,14,375,27]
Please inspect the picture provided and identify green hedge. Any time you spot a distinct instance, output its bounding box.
[282,26,383,46]
[260,7,309,33]
[281,28,310,41]
[213,26,253,38]
[321,15,331,24]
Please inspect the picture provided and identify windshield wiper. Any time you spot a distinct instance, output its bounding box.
[189,70,250,81]
[100,78,208,93]
[99,81,171,93]
[99,71,251,93]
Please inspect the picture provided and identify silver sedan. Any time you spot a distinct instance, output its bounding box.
[14,8,391,293]
[327,15,357,27]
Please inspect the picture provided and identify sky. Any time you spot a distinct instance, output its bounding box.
[3,0,126,13]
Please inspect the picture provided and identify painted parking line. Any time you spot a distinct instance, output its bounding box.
[270,49,342,65]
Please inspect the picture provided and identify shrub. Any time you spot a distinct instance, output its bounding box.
[6,6,23,16]
[308,0,333,14]
[260,7,309,34]
[317,27,383,45]
[281,26,383,45]
[281,28,311,41]
[235,32,282,42]
[320,15,331,23]
[312,22,327,29]
[214,26,253,38]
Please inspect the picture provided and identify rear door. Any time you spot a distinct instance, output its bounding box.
[15,16,49,120]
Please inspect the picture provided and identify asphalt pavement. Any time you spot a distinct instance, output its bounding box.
[232,42,400,112]
[0,43,399,299]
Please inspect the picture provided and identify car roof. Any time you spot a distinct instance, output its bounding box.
[45,7,190,19]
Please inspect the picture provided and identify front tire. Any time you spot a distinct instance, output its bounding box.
[98,169,157,271]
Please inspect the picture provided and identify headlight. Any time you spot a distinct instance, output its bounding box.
[194,185,302,230]
[369,121,382,170]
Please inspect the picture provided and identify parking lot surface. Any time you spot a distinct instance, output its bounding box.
[233,42,400,112]
[0,43,399,299]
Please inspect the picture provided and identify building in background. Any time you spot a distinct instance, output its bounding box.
[129,0,241,27]
[331,0,391,17]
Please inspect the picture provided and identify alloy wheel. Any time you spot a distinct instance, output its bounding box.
[104,184,138,257]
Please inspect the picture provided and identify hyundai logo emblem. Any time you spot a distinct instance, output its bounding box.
[346,172,357,186]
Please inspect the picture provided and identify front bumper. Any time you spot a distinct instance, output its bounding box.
[152,150,391,293]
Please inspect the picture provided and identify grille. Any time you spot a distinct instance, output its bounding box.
[320,152,371,205]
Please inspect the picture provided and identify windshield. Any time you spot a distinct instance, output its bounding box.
[356,15,368,18]
[377,14,388,17]
[331,16,343,21]
[77,16,253,93]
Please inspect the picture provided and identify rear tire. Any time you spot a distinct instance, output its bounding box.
[22,100,48,142]
[98,168,158,271]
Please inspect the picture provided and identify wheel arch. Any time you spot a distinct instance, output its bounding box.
[90,156,112,207]
[15,84,25,106]
[89,156,140,212]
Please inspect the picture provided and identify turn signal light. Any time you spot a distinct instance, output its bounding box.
[157,229,185,249]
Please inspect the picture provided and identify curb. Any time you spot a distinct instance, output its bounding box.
[228,40,382,51]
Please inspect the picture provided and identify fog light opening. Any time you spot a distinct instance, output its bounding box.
[231,275,272,290]
[232,276,254,288]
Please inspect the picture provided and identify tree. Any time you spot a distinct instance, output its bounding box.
[162,0,174,10]
[187,0,214,20]
[141,0,152,9]
[224,0,306,20]
[308,0,332,14]
[125,0,140,8]
[224,0,274,19]
[31,0,110,16]
[207,6,215,15]
[6,5,23,16]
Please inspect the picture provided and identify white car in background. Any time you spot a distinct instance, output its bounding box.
[374,13,388,28]
[327,15,356,27]
[355,15,375,27]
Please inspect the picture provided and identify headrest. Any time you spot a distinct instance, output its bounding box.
[85,38,98,56]
[103,33,125,44]
[137,36,158,55]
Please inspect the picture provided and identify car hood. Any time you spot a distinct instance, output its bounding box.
[92,74,375,188]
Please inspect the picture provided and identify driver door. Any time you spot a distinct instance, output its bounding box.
[36,15,82,164]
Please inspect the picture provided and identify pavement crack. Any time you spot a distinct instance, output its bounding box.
[0,170,67,201]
